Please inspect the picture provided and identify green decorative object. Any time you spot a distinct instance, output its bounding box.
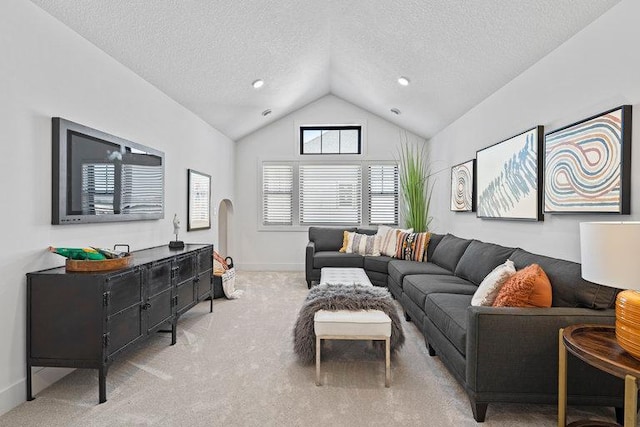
[397,134,433,232]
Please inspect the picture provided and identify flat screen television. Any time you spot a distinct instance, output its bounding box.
[52,117,165,224]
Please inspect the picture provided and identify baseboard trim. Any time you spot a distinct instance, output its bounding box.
[0,367,74,416]
[237,263,304,271]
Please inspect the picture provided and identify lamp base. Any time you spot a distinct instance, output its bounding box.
[615,290,640,360]
[169,240,185,250]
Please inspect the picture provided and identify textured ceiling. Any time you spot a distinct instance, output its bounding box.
[29,0,620,141]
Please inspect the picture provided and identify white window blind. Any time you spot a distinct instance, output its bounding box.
[299,164,361,224]
[262,164,293,225]
[368,164,399,225]
[81,163,115,215]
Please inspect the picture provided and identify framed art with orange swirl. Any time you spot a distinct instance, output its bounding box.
[450,159,475,212]
[544,105,632,214]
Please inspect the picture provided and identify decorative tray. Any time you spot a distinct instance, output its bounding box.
[65,253,133,272]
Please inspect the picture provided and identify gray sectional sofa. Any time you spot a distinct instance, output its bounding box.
[305,226,625,423]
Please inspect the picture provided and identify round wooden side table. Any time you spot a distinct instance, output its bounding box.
[559,324,640,427]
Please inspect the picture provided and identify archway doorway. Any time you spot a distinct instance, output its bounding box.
[217,199,233,256]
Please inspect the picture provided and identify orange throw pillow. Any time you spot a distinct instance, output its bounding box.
[493,264,552,308]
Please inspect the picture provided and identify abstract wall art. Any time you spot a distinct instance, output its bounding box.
[450,159,475,212]
[476,126,543,221]
[544,105,632,214]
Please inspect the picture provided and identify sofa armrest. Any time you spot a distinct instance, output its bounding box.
[466,306,620,402]
[305,241,316,284]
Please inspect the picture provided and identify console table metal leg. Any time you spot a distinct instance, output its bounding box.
[26,363,34,401]
[558,328,567,427]
[624,374,637,427]
[171,320,177,345]
[209,296,213,313]
[98,366,108,404]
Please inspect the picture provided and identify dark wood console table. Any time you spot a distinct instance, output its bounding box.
[559,324,640,427]
[26,243,213,404]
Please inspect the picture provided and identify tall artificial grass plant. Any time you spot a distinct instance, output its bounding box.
[397,135,433,232]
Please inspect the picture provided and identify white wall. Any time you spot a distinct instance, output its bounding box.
[429,0,640,263]
[234,95,422,270]
[0,0,234,415]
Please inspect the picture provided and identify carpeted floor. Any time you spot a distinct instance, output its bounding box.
[0,271,619,426]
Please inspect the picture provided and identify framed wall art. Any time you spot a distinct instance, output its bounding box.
[450,159,475,212]
[476,126,543,221]
[544,105,632,214]
[187,169,211,231]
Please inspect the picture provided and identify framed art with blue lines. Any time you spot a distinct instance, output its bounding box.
[476,126,544,221]
[544,105,632,214]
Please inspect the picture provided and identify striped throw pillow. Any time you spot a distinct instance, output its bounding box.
[345,232,380,256]
[376,225,413,257]
[395,231,431,262]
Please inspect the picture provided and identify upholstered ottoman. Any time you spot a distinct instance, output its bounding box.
[313,309,391,387]
[320,267,372,286]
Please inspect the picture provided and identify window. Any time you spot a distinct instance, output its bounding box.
[299,164,362,224]
[300,126,361,155]
[261,162,398,228]
[262,164,293,225]
[368,165,398,225]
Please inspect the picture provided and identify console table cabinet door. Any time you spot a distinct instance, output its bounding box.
[106,305,143,360]
[175,253,196,284]
[146,288,173,333]
[147,260,173,297]
[106,268,143,316]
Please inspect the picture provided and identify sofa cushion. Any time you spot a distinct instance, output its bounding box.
[313,251,363,269]
[455,240,516,285]
[395,231,431,261]
[493,264,552,308]
[426,233,445,261]
[309,227,356,252]
[356,227,378,236]
[509,248,618,309]
[425,293,472,356]
[364,255,393,274]
[388,260,453,288]
[403,274,477,310]
[430,234,473,272]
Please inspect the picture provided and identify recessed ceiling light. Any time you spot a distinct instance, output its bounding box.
[262,109,272,117]
[252,79,264,89]
[397,76,410,86]
[390,108,401,115]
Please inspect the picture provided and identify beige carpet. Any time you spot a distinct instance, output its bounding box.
[0,271,619,426]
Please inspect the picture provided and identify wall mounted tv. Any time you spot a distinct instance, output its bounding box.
[52,117,165,225]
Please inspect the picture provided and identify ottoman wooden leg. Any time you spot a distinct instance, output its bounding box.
[385,337,390,387]
[316,336,321,386]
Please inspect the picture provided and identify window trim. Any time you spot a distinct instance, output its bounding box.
[299,126,362,155]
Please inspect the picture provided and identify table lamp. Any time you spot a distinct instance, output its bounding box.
[580,221,640,360]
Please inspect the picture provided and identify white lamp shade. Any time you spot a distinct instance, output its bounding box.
[580,222,640,291]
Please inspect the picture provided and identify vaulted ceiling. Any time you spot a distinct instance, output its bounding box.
[29,0,620,141]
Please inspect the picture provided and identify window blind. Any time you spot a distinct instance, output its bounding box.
[262,164,293,225]
[299,164,361,224]
[369,164,398,225]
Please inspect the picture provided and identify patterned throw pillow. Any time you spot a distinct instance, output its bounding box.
[394,231,431,262]
[493,264,552,308]
[376,225,413,257]
[471,259,516,306]
[344,231,380,256]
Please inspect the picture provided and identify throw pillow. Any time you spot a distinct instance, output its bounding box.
[395,231,431,262]
[471,259,516,306]
[376,225,413,257]
[339,230,350,253]
[493,263,552,308]
[345,231,380,256]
